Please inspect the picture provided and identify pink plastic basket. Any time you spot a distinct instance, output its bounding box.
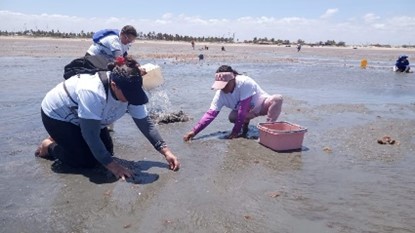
[257,121,307,151]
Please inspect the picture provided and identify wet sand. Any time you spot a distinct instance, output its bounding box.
[0,37,415,233]
[1,36,413,63]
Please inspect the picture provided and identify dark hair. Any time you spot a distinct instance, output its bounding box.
[121,25,138,37]
[216,65,240,75]
[110,55,148,105]
[110,55,140,77]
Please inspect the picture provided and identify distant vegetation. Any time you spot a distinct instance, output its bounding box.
[1,29,414,48]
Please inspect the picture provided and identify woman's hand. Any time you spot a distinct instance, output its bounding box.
[160,147,180,171]
[105,161,133,180]
[183,131,195,142]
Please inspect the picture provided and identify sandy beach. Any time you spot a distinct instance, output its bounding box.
[0,37,414,233]
[1,36,414,62]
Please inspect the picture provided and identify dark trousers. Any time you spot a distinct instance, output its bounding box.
[41,109,113,168]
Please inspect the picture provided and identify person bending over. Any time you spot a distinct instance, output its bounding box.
[183,65,283,141]
[36,56,179,180]
[86,25,138,63]
[394,55,411,73]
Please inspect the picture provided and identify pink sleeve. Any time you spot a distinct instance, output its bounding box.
[231,96,252,135]
[192,109,220,135]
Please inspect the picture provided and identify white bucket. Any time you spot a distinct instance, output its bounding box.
[141,63,164,90]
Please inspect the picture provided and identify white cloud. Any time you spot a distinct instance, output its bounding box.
[320,8,338,19]
[0,10,414,45]
[372,23,385,29]
[279,17,310,25]
[155,19,170,25]
[386,16,415,28]
[363,13,380,23]
[161,13,174,19]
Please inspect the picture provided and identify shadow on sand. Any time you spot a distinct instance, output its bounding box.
[193,125,260,141]
[50,157,168,185]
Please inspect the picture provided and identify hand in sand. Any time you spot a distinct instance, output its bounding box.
[183,131,195,142]
[160,147,180,171]
[105,161,133,180]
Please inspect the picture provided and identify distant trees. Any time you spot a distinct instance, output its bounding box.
[247,37,291,45]
[0,29,234,43]
[296,39,305,45]
[2,29,411,48]
[0,29,94,38]
[244,37,347,47]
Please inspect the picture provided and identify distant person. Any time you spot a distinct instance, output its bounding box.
[204,45,209,50]
[394,55,411,73]
[35,56,180,180]
[198,54,204,61]
[221,46,226,51]
[86,25,138,63]
[191,40,195,50]
[297,44,302,52]
[183,65,283,141]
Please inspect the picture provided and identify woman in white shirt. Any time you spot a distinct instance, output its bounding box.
[36,56,180,180]
[183,65,283,141]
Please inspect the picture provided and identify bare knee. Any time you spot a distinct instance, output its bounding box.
[270,94,283,104]
[265,94,283,122]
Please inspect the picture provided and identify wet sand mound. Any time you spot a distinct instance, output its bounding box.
[149,110,190,124]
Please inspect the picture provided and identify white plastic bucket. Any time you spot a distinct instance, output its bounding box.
[141,63,164,90]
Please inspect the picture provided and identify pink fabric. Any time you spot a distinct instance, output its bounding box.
[192,109,220,135]
[211,72,235,90]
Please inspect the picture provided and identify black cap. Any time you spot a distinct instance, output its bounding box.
[110,72,148,105]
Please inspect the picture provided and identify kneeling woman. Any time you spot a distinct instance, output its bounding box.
[36,56,180,180]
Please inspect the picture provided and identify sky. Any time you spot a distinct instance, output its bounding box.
[1,0,414,45]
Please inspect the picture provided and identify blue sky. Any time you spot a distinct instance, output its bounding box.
[1,0,414,45]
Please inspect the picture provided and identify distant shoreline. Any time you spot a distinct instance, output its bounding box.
[0,35,413,65]
[1,35,414,52]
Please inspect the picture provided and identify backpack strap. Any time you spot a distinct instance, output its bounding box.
[63,79,78,105]
[62,72,110,107]
[97,71,109,102]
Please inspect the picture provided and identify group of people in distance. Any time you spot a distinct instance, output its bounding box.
[35,25,284,180]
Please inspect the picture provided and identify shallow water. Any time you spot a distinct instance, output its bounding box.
[1,40,415,233]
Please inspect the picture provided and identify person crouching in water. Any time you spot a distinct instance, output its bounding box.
[183,65,283,141]
[394,55,411,73]
[35,56,180,180]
